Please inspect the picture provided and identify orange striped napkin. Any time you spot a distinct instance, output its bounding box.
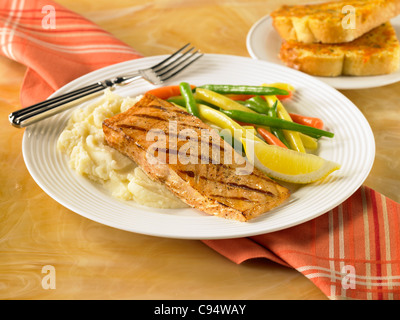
[2,0,400,301]
[204,186,400,300]
[0,0,142,107]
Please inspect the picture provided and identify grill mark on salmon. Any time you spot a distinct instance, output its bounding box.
[209,194,253,202]
[215,201,230,208]
[134,113,206,131]
[155,148,220,165]
[226,182,274,196]
[134,114,167,122]
[198,176,275,196]
[146,104,169,113]
[118,124,147,132]
[179,170,195,177]
[147,103,190,116]
[102,93,290,221]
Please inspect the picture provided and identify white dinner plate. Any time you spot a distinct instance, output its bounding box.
[246,15,400,89]
[22,54,375,239]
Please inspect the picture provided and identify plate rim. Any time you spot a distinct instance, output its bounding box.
[22,53,376,239]
[246,14,400,89]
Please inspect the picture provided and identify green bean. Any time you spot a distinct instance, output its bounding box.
[247,96,270,113]
[198,84,289,96]
[167,96,217,109]
[222,110,334,139]
[236,100,265,114]
[179,82,200,117]
[167,96,186,107]
[267,101,291,148]
[236,96,270,114]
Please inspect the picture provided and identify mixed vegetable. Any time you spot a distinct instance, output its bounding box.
[145,82,333,155]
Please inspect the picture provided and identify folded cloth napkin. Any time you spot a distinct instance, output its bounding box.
[2,0,400,301]
[0,0,142,107]
[204,186,400,300]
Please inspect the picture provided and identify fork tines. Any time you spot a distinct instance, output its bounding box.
[154,43,204,82]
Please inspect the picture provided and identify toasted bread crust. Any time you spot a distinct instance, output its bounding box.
[279,22,400,77]
[271,0,400,44]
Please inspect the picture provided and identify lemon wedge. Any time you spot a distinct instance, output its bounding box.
[242,139,341,184]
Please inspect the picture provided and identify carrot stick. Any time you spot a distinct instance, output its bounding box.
[289,113,324,129]
[276,91,293,100]
[146,85,195,100]
[268,82,294,100]
[235,120,255,127]
[257,127,288,148]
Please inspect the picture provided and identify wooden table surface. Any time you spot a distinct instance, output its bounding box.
[1,0,399,300]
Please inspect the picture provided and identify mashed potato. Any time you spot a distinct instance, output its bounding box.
[57,89,187,209]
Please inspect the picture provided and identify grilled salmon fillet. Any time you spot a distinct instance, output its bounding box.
[102,93,290,222]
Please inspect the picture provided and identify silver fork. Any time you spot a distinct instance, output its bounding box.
[9,43,203,128]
